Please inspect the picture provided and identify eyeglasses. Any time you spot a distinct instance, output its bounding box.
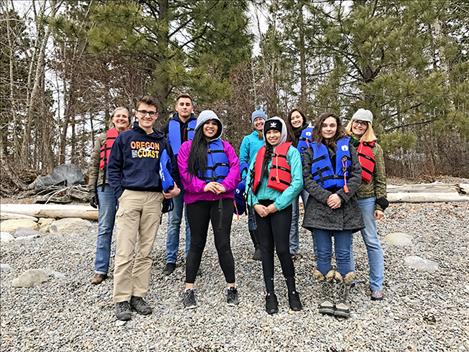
[353,120,368,126]
[137,110,157,116]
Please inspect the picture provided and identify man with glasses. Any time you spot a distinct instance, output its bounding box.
[108,95,180,321]
[162,94,197,275]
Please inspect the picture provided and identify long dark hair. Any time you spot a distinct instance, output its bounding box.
[313,112,345,146]
[286,108,307,143]
[187,127,209,177]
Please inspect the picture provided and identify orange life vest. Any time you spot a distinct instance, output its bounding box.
[357,141,376,183]
[252,142,292,193]
[99,128,119,170]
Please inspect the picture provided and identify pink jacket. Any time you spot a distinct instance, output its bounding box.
[177,139,240,204]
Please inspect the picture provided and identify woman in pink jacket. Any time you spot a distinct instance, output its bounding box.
[177,110,240,309]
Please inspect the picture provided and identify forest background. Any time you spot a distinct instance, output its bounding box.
[1,0,468,197]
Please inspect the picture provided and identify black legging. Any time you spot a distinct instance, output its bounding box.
[186,199,236,284]
[255,201,295,293]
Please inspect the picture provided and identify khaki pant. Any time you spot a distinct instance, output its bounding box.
[113,190,163,303]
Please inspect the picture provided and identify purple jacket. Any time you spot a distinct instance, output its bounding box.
[178,140,240,204]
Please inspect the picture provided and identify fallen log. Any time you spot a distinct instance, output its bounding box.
[388,192,469,203]
[0,212,39,221]
[387,183,459,193]
[0,204,98,221]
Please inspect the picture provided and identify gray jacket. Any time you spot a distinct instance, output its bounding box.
[302,140,364,232]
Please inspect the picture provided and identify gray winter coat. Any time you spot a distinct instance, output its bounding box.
[302,139,364,232]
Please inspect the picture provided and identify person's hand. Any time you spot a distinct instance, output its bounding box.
[213,182,226,194]
[204,182,219,193]
[266,203,277,214]
[374,210,384,220]
[163,184,181,199]
[89,195,98,209]
[254,204,269,217]
[327,194,342,209]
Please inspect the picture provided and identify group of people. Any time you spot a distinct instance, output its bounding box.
[88,94,388,321]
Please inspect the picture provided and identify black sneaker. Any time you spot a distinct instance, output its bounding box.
[130,296,152,315]
[252,248,262,261]
[163,263,176,276]
[115,301,132,321]
[288,291,303,311]
[226,287,239,306]
[183,289,197,309]
[265,293,278,315]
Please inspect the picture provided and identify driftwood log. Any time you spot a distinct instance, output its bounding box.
[0,204,98,221]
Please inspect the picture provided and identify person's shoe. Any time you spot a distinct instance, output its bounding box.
[315,269,335,316]
[163,263,176,276]
[252,248,262,261]
[334,272,354,318]
[115,301,132,321]
[90,273,107,285]
[130,296,152,315]
[183,289,197,309]
[226,287,239,306]
[288,291,303,311]
[371,289,384,301]
[265,293,278,315]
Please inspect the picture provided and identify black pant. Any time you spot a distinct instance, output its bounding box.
[255,201,295,293]
[186,199,236,284]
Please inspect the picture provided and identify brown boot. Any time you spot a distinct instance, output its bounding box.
[314,269,335,316]
[90,273,107,285]
[334,272,355,318]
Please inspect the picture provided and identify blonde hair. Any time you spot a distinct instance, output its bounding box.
[109,106,131,128]
[345,120,377,142]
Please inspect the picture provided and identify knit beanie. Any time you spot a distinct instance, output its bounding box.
[195,110,223,139]
[263,117,287,145]
[351,108,373,123]
[251,108,267,123]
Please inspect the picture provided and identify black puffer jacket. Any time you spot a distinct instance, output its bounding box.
[302,140,364,232]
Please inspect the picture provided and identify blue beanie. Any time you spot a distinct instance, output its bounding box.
[251,108,267,123]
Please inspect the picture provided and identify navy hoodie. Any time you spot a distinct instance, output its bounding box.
[107,123,178,200]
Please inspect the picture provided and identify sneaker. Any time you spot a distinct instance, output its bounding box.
[130,296,152,315]
[252,248,262,261]
[371,290,384,301]
[115,301,132,321]
[163,263,176,276]
[183,289,197,309]
[226,287,239,306]
[90,273,107,285]
[288,291,302,311]
[265,293,278,315]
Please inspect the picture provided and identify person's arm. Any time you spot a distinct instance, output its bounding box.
[302,148,332,204]
[220,141,241,193]
[87,134,102,188]
[373,143,388,212]
[336,143,362,203]
[239,137,250,180]
[245,158,259,206]
[177,141,207,193]
[272,147,303,211]
[107,135,124,200]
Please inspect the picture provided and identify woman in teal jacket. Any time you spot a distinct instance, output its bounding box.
[246,117,303,314]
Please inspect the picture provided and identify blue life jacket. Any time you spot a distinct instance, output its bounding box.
[311,136,351,190]
[199,139,229,182]
[168,116,196,155]
[159,149,175,192]
[297,126,314,158]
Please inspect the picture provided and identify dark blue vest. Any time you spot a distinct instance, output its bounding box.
[297,126,314,159]
[168,116,196,155]
[311,136,351,190]
[200,139,229,182]
[159,149,174,192]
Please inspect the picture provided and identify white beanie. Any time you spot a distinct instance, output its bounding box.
[351,108,373,123]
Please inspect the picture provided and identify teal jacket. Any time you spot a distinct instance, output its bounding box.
[246,145,303,211]
[239,131,264,179]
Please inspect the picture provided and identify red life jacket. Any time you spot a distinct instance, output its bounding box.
[357,141,376,183]
[99,128,119,170]
[252,142,292,193]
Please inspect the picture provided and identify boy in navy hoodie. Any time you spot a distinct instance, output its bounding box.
[108,95,180,321]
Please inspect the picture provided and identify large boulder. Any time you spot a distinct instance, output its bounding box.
[0,219,38,233]
[12,269,50,288]
[29,164,84,190]
[383,232,413,247]
[49,218,92,235]
[404,256,439,272]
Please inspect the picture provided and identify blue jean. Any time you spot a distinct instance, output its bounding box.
[356,197,384,291]
[289,190,309,254]
[166,191,191,264]
[94,184,117,275]
[313,229,354,277]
